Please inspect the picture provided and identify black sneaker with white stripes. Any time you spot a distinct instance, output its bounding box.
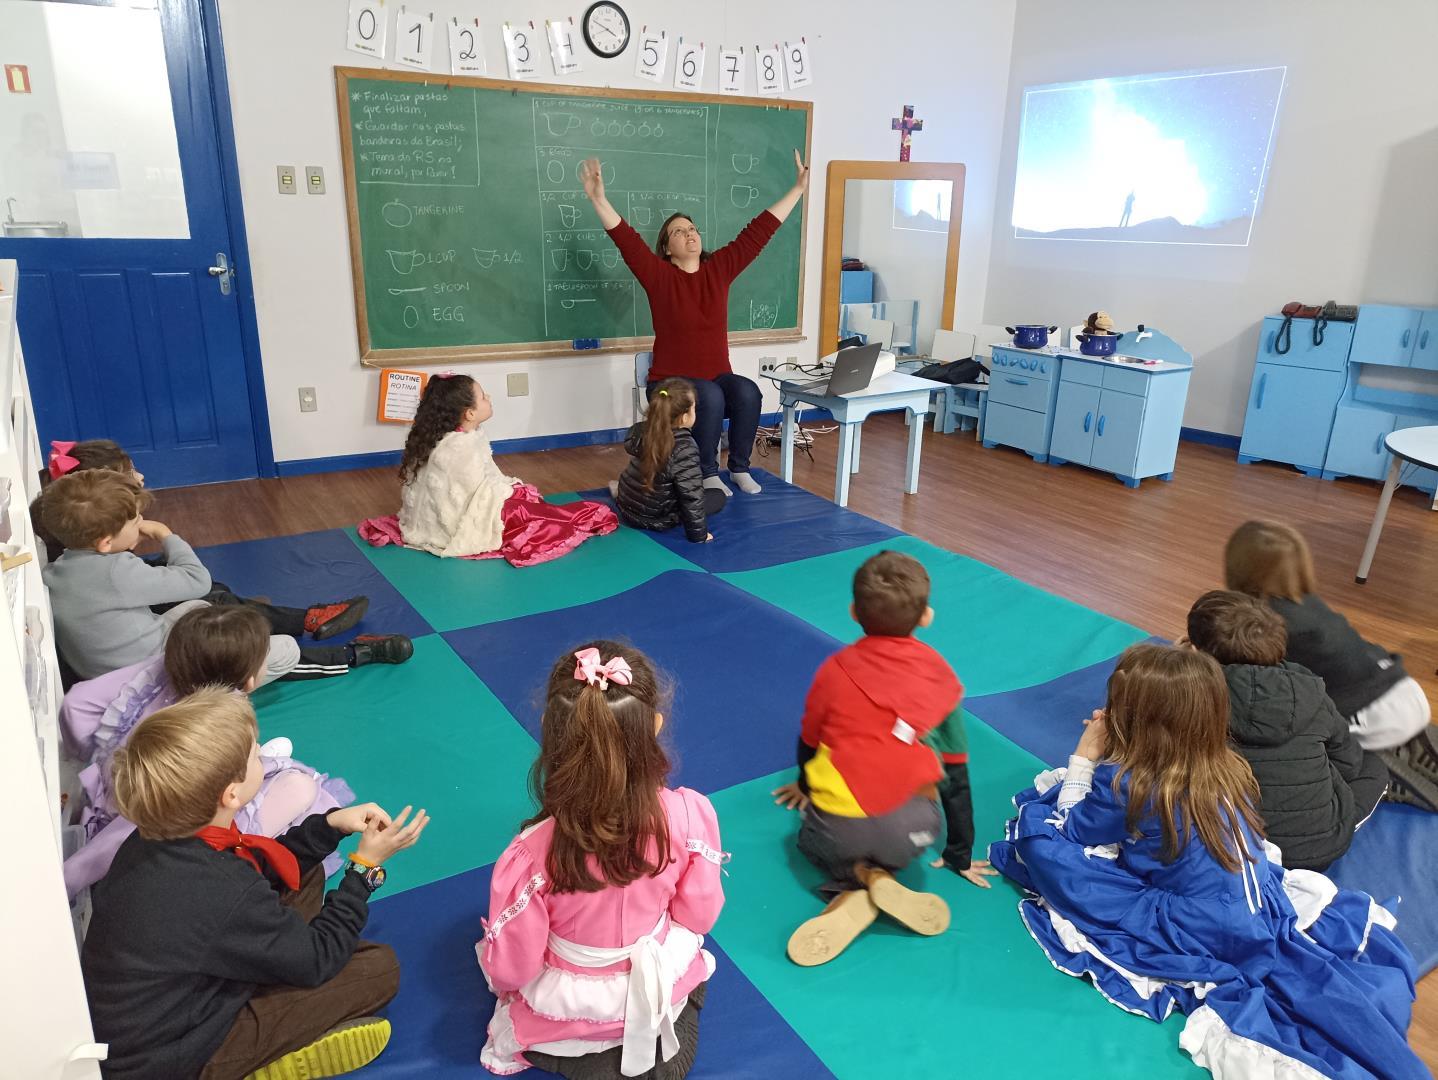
[349,634,415,667]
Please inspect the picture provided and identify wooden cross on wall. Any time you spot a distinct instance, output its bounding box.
[891,105,923,162]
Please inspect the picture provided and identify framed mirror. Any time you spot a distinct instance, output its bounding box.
[819,161,965,357]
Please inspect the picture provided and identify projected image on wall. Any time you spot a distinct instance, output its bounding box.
[1012,66,1286,246]
[893,179,951,234]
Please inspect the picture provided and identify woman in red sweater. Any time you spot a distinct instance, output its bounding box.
[580,151,809,496]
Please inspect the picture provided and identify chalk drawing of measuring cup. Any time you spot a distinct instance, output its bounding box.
[386,249,419,275]
[551,249,570,272]
[576,250,598,271]
[544,113,581,137]
[731,154,760,174]
[473,248,500,269]
[633,207,652,226]
[558,204,579,228]
[602,250,620,269]
[730,185,759,208]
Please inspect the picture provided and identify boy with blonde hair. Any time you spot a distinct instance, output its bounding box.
[82,690,429,1079]
[41,469,411,683]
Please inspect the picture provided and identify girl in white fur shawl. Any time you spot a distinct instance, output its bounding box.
[394,375,615,564]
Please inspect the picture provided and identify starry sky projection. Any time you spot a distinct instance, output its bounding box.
[1012,66,1286,244]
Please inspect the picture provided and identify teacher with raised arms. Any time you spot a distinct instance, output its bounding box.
[579,151,810,496]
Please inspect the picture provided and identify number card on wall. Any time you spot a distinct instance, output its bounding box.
[755,44,785,95]
[345,0,388,59]
[395,8,434,70]
[503,22,539,80]
[547,17,582,76]
[448,17,485,76]
[674,40,705,91]
[377,368,430,424]
[634,29,667,83]
[783,39,812,89]
[718,46,745,95]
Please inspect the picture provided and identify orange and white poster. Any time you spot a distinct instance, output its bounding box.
[5,65,32,94]
[377,368,429,424]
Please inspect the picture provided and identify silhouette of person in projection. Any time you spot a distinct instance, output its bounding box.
[1119,190,1136,228]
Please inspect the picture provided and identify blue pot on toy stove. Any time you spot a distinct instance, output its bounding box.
[1005,324,1059,349]
[1077,333,1119,356]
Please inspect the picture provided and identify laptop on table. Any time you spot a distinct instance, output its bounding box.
[788,342,882,396]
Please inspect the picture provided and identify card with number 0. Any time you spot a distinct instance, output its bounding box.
[783,39,812,89]
[755,45,785,95]
[503,22,539,80]
[634,30,667,83]
[345,0,387,59]
[395,8,434,70]
[674,40,705,91]
[718,47,745,95]
[448,17,485,76]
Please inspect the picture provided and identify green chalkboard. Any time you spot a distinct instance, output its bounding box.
[336,68,811,361]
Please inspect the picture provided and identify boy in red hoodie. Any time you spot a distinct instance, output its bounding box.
[776,550,995,966]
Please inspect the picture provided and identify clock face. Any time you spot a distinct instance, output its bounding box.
[582,1,630,58]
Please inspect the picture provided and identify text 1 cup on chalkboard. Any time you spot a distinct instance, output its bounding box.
[378,368,430,424]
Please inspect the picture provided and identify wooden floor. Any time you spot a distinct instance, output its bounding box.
[150,416,1438,1068]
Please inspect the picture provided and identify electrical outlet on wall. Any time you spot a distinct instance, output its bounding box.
[759,356,777,373]
[305,166,326,195]
[298,387,317,413]
[277,166,297,194]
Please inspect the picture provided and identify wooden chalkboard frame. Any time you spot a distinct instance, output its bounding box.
[335,67,812,366]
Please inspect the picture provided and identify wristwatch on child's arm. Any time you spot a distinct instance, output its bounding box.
[345,853,387,894]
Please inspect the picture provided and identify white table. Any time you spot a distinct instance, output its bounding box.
[1356,425,1438,583]
[778,371,935,506]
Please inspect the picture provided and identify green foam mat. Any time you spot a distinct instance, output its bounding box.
[251,634,537,893]
[721,536,1149,697]
[345,523,693,632]
[706,719,1190,1078]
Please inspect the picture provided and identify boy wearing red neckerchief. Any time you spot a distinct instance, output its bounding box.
[81,689,429,1079]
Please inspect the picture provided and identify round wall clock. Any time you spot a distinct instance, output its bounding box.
[582,1,630,59]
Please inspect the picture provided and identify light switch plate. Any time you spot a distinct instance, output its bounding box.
[506,373,529,397]
[298,386,317,413]
[277,166,297,194]
[305,166,326,195]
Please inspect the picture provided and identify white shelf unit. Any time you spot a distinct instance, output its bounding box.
[0,260,104,1077]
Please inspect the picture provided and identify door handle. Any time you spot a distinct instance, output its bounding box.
[1083,411,1092,433]
[1004,376,1028,385]
[1096,415,1106,437]
[1401,328,1411,349]
[208,253,233,296]
[1256,372,1267,409]
[1422,330,1431,350]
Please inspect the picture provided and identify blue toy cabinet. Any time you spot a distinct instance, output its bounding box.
[982,345,1062,461]
[1237,316,1352,475]
[839,270,874,304]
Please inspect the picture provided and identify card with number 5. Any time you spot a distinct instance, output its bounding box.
[634,29,667,83]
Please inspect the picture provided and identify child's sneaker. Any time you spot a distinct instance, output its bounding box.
[350,634,414,667]
[304,597,370,640]
[859,867,950,936]
[258,737,294,760]
[245,1016,391,1079]
[786,889,878,967]
[1382,751,1438,812]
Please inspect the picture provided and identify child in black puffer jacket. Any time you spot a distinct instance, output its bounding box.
[1186,591,1392,871]
[613,378,721,544]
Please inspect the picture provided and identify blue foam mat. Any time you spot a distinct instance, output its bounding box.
[577,468,900,573]
[363,862,833,1079]
[193,528,433,643]
[442,570,841,794]
[967,645,1438,973]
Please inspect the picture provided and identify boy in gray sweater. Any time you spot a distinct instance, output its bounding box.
[41,471,413,682]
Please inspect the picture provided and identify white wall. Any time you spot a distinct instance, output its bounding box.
[983,0,1438,435]
[842,178,949,354]
[0,2,79,229]
[216,0,1016,464]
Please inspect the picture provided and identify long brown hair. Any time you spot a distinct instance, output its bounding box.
[1102,644,1265,873]
[526,640,673,892]
[400,374,476,485]
[638,378,696,490]
[164,606,272,695]
[1224,519,1317,602]
[654,214,711,263]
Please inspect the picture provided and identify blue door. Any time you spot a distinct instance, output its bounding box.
[0,0,266,488]
[1090,390,1145,477]
[1349,305,1420,367]
[1049,381,1098,465]
[1237,363,1345,471]
[1412,310,1438,372]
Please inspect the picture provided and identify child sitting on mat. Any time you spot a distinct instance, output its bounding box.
[612,378,720,544]
[1185,590,1390,871]
[479,641,725,1078]
[774,550,994,968]
[1225,520,1438,809]
[41,469,411,681]
[82,688,429,1080]
[60,605,355,899]
[989,644,1425,1078]
[32,439,145,562]
[381,373,616,565]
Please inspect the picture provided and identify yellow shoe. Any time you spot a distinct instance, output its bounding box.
[245,1017,392,1079]
[786,889,879,967]
[862,868,950,936]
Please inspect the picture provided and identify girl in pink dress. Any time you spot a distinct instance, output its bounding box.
[478,641,726,1078]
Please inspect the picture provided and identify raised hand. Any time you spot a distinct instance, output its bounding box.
[793,148,810,191]
[578,157,606,203]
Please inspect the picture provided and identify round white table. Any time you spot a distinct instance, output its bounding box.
[1355,425,1438,583]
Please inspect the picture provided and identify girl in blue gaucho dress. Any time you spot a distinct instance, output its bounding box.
[990,643,1424,1080]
